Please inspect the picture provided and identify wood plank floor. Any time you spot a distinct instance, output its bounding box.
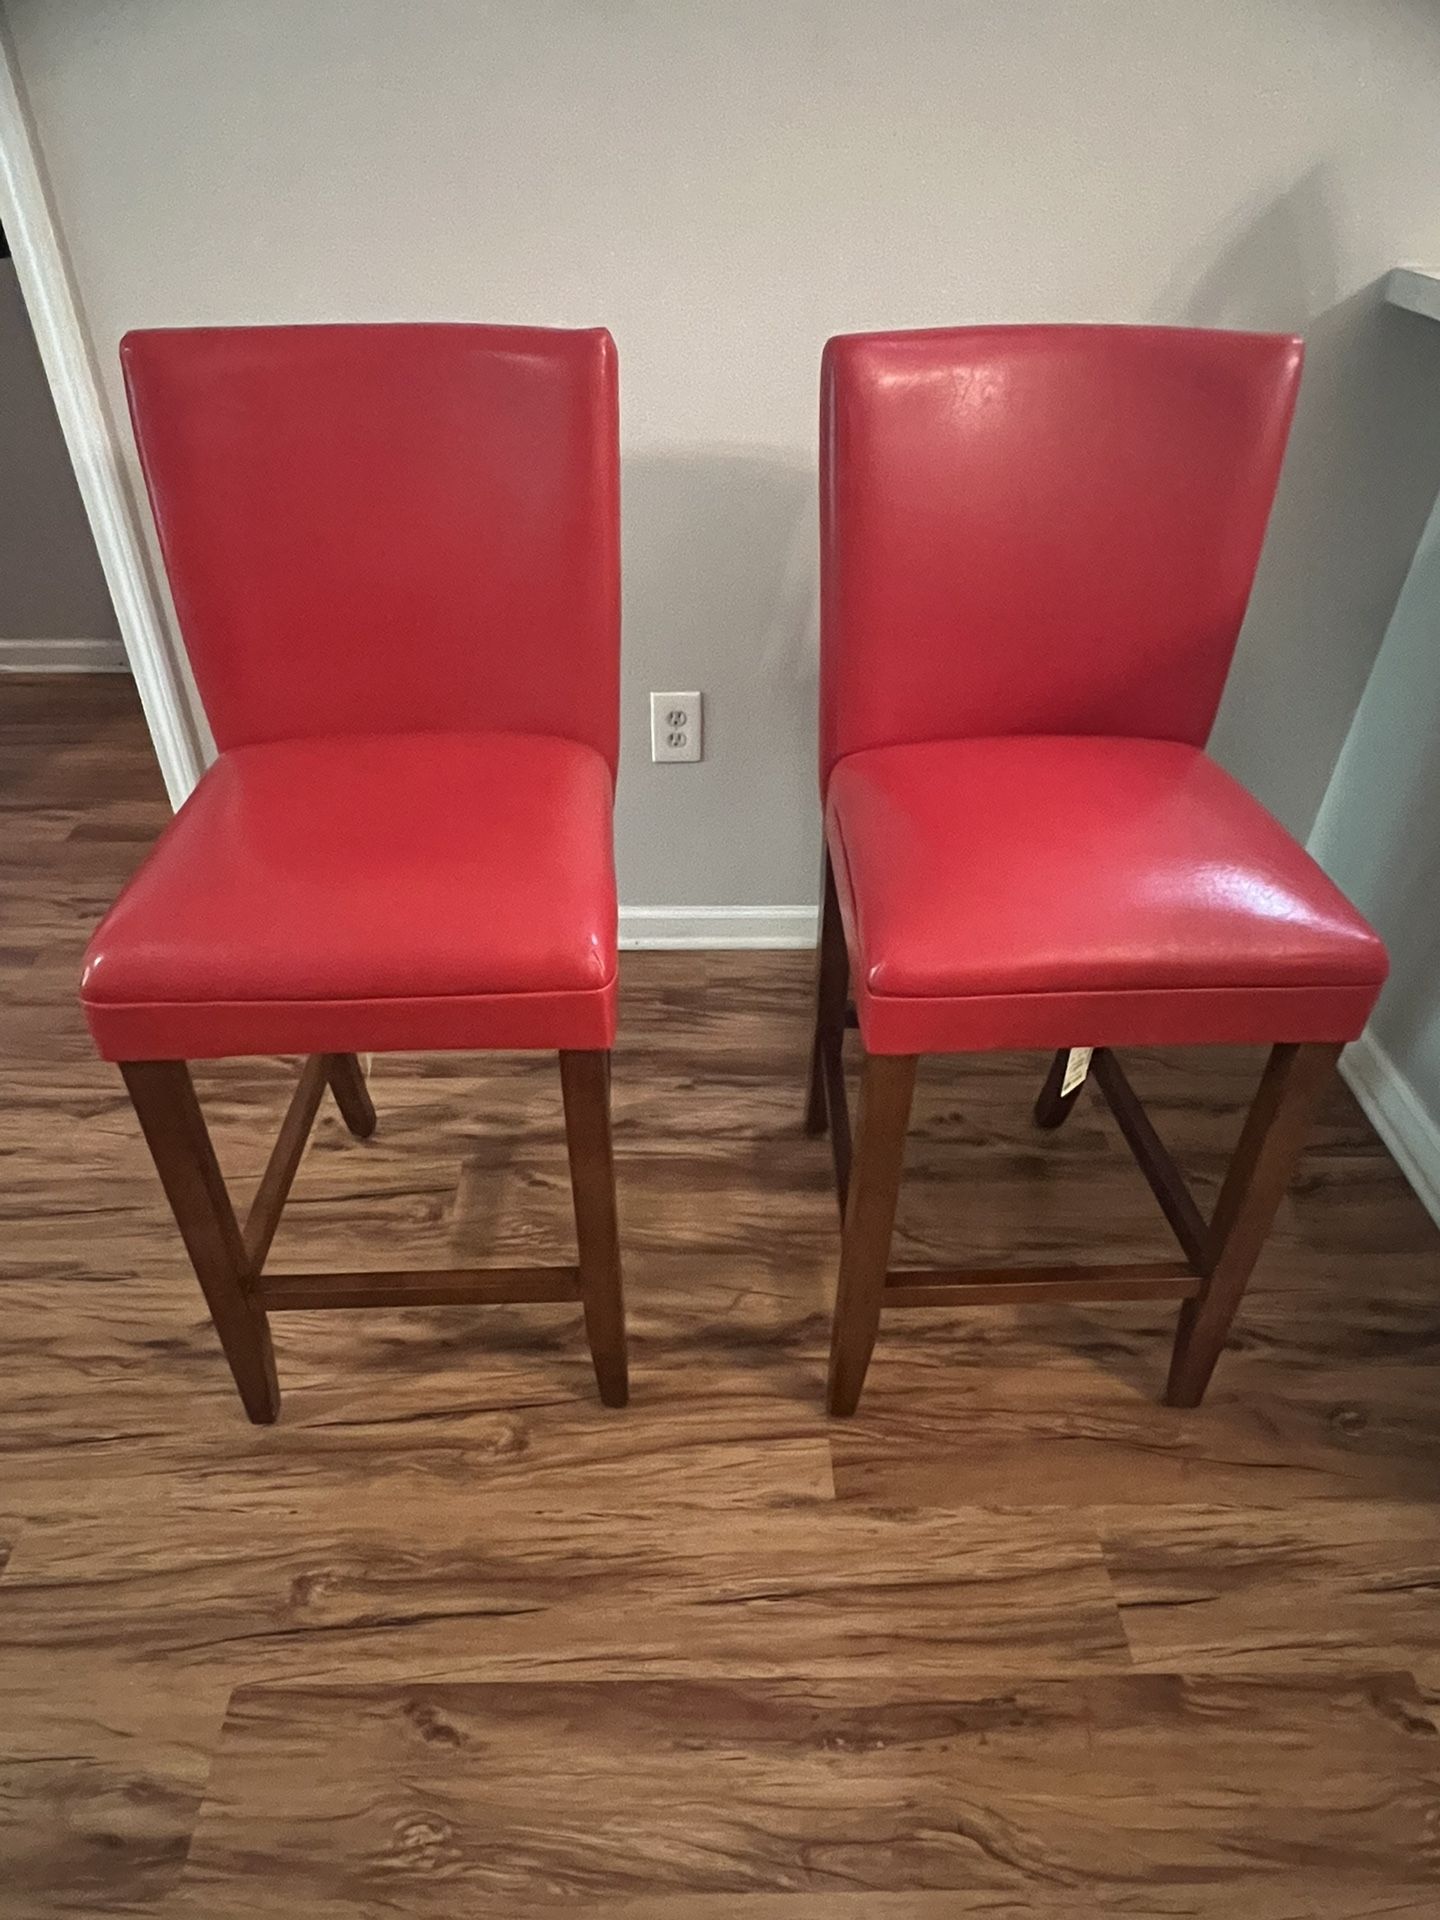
[2,674,1439,1917]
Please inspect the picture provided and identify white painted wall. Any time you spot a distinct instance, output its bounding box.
[5,0,1440,911]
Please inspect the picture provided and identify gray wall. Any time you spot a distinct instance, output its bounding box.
[1311,392,1440,1185]
[0,257,117,642]
[6,0,1440,905]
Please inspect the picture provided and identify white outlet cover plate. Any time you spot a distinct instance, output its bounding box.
[650,690,702,763]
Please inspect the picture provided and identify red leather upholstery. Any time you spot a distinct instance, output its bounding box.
[820,326,1386,1055]
[821,326,1303,782]
[120,325,619,767]
[827,737,1387,1054]
[82,733,617,1060]
[82,325,619,1061]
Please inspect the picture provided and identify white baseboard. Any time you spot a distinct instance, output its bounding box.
[1340,1026,1440,1229]
[0,636,128,672]
[620,905,817,950]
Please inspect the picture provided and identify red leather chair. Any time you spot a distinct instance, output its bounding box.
[81,324,626,1422]
[806,325,1388,1415]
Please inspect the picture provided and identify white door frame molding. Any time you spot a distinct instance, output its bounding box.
[0,22,202,806]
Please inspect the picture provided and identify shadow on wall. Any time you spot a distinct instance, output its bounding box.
[615,448,819,908]
[1312,495,1440,1103]
[1380,916,1440,1092]
[0,259,119,646]
[1153,166,1440,837]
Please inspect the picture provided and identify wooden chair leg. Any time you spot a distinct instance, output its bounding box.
[1033,1047,1086,1130]
[119,1060,280,1424]
[805,851,850,1136]
[826,1052,917,1416]
[559,1049,628,1408]
[1166,1040,1343,1407]
[322,1052,376,1138]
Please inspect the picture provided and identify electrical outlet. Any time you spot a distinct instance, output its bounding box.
[650,690,702,763]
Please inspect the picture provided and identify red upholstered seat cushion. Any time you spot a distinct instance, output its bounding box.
[826,736,1387,1055]
[81,732,617,1061]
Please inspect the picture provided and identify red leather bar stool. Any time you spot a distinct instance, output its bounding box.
[806,325,1388,1416]
[81,324,626,1422]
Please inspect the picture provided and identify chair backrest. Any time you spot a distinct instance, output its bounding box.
[122,324,620,769]
[819,324,1302,786]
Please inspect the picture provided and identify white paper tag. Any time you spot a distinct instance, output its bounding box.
[1059,1047,1094,1098]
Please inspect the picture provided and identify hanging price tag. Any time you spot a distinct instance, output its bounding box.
[1060,1047,1094,1098]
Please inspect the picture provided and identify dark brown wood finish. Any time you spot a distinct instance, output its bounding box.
[118,1059,281,1425]
[257,1266,582,1310]
[1091,1045,1210,1268]
[804,854,849,1157]
[241,1051,330,1273]
[883,1259,1198,1308]
[120,1042,626,1419]
[322,1051,376,1138]
[560,1047,629,1408]
[1033,1045,1088,1128]
[816,974,1346,1415]
[826,1052,917,1415]
[1167,1039,1345,1406]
